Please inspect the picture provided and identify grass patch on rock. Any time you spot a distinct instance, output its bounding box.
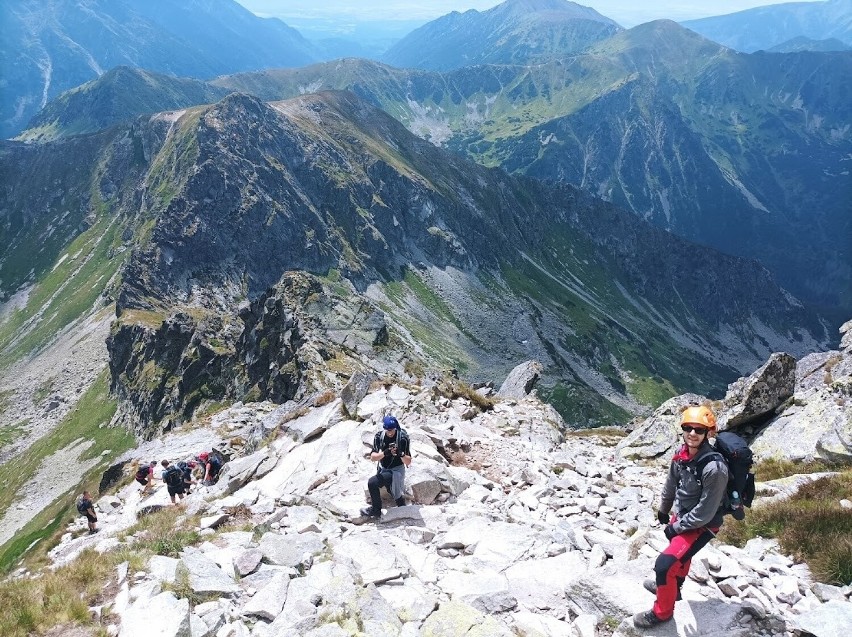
[752,458,842,482]
[0,547,122,637]
[718,470,852,585]
[0,419,28,449]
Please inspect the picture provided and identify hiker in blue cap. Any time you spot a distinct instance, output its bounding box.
[360,415,412,519]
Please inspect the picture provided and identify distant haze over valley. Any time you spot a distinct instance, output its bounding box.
[235,0,827,37]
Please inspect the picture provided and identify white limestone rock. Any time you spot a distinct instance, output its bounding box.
[792,599,852,637]
[177,548,239,597]
[257,531,324,568]
[119,591,190,637]
[148,555,180,585]
[241,572,289,621]
[512,610,574,636]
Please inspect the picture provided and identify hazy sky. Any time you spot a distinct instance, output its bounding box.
[236,1,823,28]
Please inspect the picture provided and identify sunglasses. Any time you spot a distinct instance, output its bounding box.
[681,425,708,435]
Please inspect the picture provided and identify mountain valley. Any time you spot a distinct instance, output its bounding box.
[1,2,852,635]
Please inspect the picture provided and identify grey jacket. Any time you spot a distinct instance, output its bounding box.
[660,440,728,533]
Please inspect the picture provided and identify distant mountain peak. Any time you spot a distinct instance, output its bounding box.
[382,0,621,70]
[591,19,727,58]
[681,0,852,52]
[492,0,617,22]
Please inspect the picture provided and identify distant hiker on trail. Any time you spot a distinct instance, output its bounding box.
[197,451,224,485]
[134,460,157,493]
[161,460,187,505]
[360,415,412,519]
[76,491,98,534]
[634,405,728,629]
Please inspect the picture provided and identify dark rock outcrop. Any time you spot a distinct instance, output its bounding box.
[109,271,392,435]
[719,353,797,431]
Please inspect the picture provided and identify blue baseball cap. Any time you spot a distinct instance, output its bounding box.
[382,415,399,430]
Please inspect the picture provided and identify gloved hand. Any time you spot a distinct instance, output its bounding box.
[664,524,678,541]
[657,510,669,525]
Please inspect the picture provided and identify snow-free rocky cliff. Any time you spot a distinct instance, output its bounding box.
[29,346,852,637]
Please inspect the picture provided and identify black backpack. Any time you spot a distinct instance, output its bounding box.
[135,466,150,481]
[697,431,756,516]
[208,449,226,470]
[76,498,90,514]
[376,429,410,470]
[164,466,183,486]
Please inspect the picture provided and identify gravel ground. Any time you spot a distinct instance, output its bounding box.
[0,308,113,465]
[0,306,114,545]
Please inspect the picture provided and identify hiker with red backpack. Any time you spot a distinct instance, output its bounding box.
[134,460,157,493]
[197,450,224,485]
[360,415,412,519]
[634,405,728,629]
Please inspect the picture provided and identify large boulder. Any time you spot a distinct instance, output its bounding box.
[616,394,705,461]
[341,370,376,418]
[119,591,191,637]
[498,361,543,399]
[718,352,796,430]
[750,376,852,462]
[792,599,852,637]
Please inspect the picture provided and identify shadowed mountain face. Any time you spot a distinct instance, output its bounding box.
[0,0,318,139]
[382,0,621,71]
[681,0,852,53]
[2,90,830,433]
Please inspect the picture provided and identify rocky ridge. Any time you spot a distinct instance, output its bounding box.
[619,320,852,465]
[101,90,830,435]
[24,356,852,637]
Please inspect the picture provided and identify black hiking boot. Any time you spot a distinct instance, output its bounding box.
[395,497,406,507]
[633,610,671,629]
[359,507,380,519]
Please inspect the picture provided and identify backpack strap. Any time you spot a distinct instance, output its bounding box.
[693,452,726,486]
[376,430,385,472]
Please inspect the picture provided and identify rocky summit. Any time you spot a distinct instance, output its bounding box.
[23,328,852,637]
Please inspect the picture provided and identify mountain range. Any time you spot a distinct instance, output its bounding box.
[16,25,851,314]
[682,0,852,52]
[0,0,319,139]
[1,90,831,435]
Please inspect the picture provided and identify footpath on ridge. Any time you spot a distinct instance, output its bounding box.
[28,365,852,637]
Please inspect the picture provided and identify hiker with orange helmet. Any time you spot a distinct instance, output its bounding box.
[634,405,729,629]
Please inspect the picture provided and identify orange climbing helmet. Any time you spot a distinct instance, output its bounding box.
[680,405,717,430]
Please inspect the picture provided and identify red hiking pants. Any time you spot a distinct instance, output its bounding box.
[652,525,717,619]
